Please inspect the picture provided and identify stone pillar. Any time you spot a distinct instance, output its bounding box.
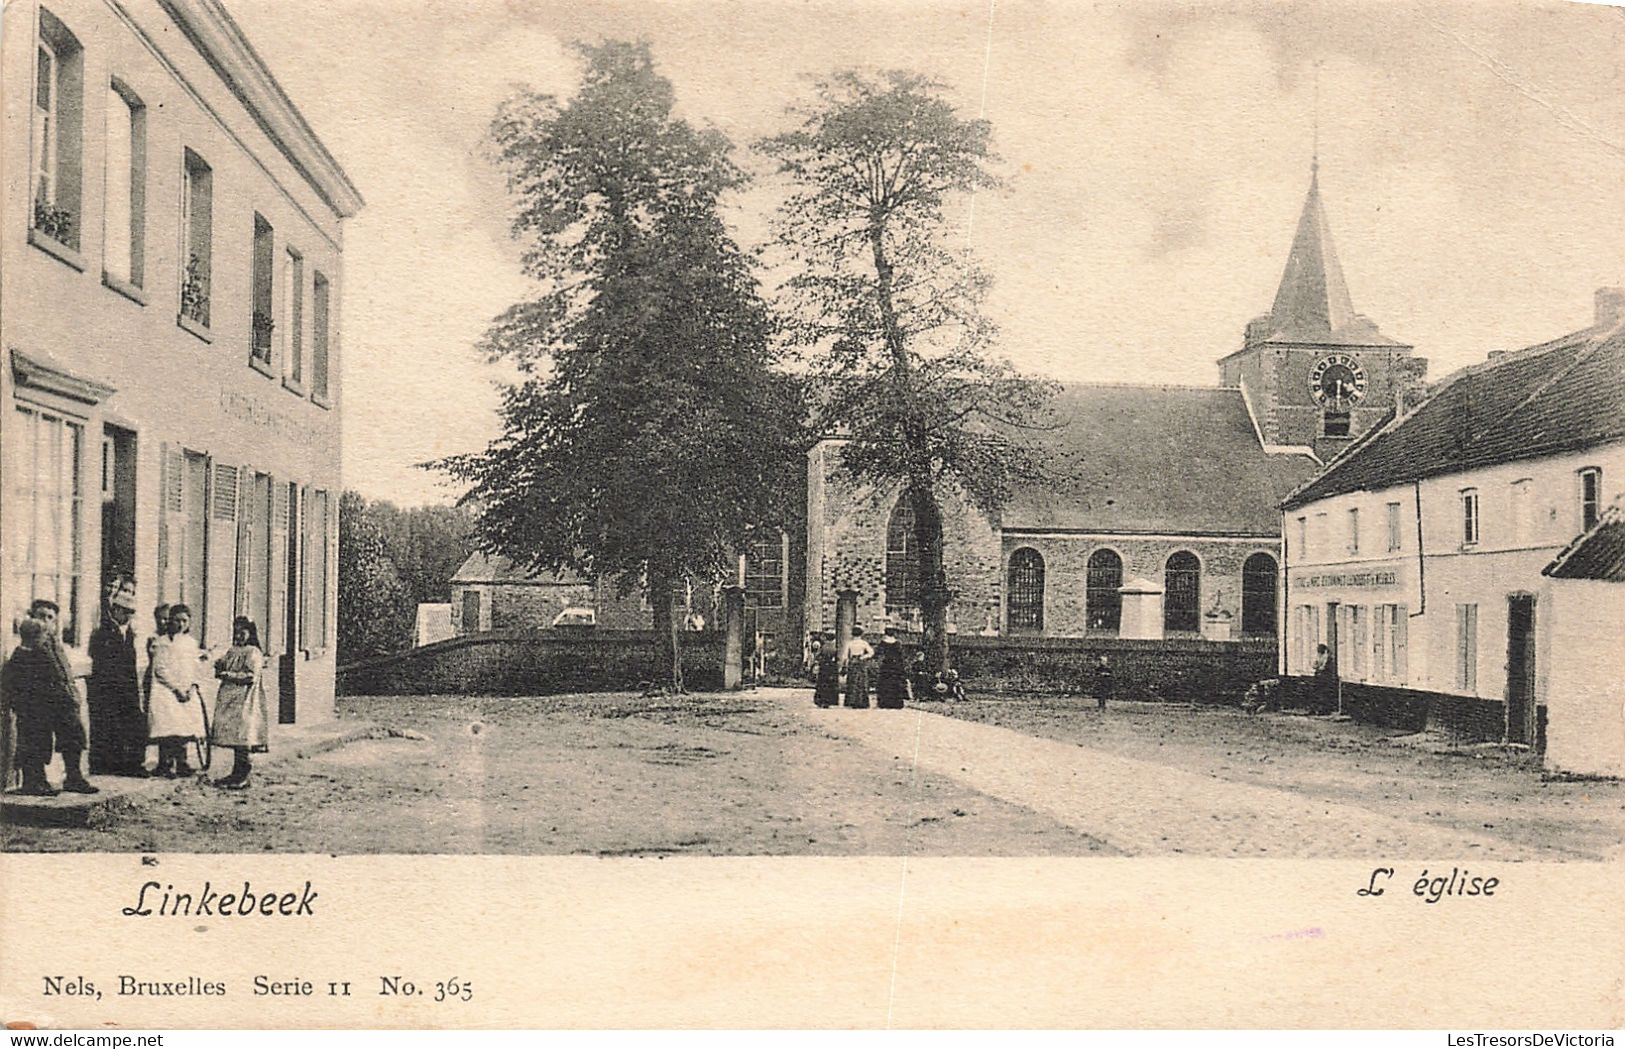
[722,585,746,690]
[1118,576,1165,641]
[835,589,858,658]
[1201,607,1234,642]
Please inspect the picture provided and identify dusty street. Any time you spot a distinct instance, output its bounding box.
[931,693,1625,859]
[2,692,1111,855]
[5,689,1620,858]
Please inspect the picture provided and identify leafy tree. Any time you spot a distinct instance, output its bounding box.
[438,41,806,690]
[760,71,1054,674]
[337,491,415,661]
[367,501,478,607]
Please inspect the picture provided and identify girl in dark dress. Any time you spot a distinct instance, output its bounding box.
[812,633,841,707]
[874,629,909,709]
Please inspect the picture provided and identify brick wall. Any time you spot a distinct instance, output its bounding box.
[808,444,1001,633]
[338,629,726,696]
[915,634,1277,703]
[1277,676,1541,747]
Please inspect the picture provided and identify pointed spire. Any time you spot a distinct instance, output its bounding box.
[1268,165,1358,340]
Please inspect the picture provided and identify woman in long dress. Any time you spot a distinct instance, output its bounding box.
[812,632,841,707]
[874,629,909,709]
[147,604,207,777]
[211,617,268,789]
[844,625,873,709]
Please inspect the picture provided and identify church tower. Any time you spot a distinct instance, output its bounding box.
[1218,165,1426,461]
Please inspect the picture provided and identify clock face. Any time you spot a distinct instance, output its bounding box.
[1310,354,1369,410]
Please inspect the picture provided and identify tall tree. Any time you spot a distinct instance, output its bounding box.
[439,42,805,690]
[368,501,478,608]
[337,491,415,661]
[761,71,1053,674]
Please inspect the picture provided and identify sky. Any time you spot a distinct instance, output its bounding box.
[225,0,1625,507]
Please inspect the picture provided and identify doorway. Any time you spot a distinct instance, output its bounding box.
[1505,594,1537,746]
[1324,601,1340,676]
[99,426,137,591]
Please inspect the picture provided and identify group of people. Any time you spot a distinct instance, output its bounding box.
[805,625,968,710]
[2,582,272,797]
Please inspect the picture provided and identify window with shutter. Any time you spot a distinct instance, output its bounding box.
[1394,606,1409,686]
[212,464,238,520]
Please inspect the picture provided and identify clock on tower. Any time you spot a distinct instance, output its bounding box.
[1309,353,1369,411]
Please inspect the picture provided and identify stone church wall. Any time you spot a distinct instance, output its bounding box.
[806,441,1001,634]
[998,535,1281,637]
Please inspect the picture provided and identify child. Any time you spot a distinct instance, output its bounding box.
[147,604,206,777]
[3,616,97,795]
[210,617,269,789]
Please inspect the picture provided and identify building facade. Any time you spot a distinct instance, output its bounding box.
[3,0,362,722]
[1280,292,1625,775]
[806,167,1419,647]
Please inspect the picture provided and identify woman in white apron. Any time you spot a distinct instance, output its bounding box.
[147,604,207,777]
[210,617,269,789]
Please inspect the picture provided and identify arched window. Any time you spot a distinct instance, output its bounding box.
[1086,548,1122,633]
[1164,551,1200,633]
[1007,548,1044,633]
[1241,552,1278,636]
[885,499,918,616]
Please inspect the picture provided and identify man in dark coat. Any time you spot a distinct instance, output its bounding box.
[88,590,148,776]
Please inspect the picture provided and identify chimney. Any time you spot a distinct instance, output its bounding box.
[1597,286,1625,329]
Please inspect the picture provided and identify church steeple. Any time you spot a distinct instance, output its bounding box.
[1218,161,1420,457]
[1267,165,1359,341]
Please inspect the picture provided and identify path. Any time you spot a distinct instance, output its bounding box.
[764,689,1522,858]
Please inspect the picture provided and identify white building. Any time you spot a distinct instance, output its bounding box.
[1280,289,1625,775]
[3,0,362,724]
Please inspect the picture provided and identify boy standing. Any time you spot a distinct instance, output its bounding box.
[3,611,98,795]
[8,604,99,792]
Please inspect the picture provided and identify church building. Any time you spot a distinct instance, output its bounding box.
[805,167,1427,646]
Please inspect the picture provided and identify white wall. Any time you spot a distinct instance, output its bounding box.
[1284,436,1624,753]
[1546,580,1625,777]
[3,0,351,720]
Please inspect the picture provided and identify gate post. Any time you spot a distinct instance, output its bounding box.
[834,589,858,659]
[722,585,746,690]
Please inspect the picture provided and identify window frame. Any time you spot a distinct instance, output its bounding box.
[31,10,85,260]
[102,79,147,294]
[1085,547,1123,635]
[8,399,88,645]
[35,40,59,214]
[1385,501,1402,553]
[1006,547,1045,634]
[1460,488,1480,547]
[1579,467,1602,533]
[311,270,332,406]
[1240,551,1278,637]
[281,245,305,392]
[251,213,276,368]
[884,499,920,617]
[1163,550,1201,634]
[1347,506,1360,555]
[178,148,214,335]
[1455,602,1478,693]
